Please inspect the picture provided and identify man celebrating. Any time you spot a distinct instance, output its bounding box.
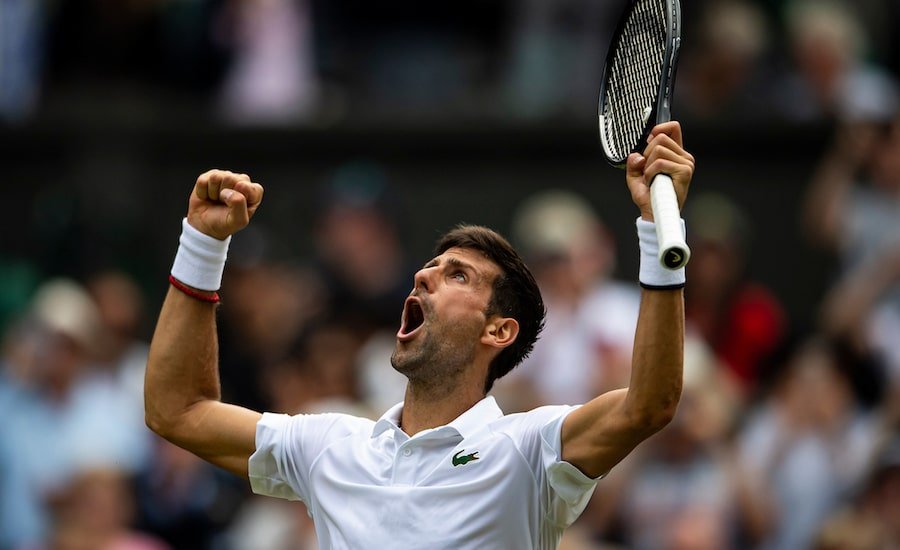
[145,121,694,548]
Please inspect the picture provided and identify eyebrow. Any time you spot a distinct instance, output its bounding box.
[446,257,475,272]
[423,256,480,279]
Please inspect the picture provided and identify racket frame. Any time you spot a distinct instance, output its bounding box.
[598,0,682,166]
[598,0,689,270]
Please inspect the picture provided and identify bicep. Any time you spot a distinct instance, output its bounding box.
[560,389,648,479]
[165,400,262,479]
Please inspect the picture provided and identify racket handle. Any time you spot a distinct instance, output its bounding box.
[649,173,690,270]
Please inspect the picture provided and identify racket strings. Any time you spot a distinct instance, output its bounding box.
[601,0,668,163]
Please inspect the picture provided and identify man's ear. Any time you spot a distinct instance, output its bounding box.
[482,317,519,349]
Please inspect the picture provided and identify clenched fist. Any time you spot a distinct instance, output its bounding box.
[187,170,264,240]
[625,121,694,222]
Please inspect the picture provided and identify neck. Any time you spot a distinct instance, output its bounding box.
[399,380,485,436]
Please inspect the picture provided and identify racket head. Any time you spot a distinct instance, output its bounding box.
[598,0,682,168]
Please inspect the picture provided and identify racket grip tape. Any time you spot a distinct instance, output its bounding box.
[649,174,690,270]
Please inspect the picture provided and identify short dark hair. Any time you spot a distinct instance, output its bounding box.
[434,225,545,393]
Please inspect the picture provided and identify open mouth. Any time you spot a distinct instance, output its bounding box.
[397,297,425,341]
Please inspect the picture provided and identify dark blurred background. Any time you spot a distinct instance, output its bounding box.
[2,0,900,549]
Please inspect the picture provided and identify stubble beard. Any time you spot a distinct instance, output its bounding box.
[391,320,480,398]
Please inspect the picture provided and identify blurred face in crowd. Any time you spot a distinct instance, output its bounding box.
[51,468,135,550]
[35,331,89,398]
[776,340,854,431]
[391,247,501,392]
[535,225,612,302]
[788,4,860,99]
[686,239,742,301]
[793,33,846,95]
[317,205,402,294]
[87,272,143,359]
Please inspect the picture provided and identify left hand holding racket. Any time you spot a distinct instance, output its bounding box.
[625,121,694,222]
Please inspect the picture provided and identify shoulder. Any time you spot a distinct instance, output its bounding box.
[258,411,376,443]
[270,410,375,430]
[490,405,579,438]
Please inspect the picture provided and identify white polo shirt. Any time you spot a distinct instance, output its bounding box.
[249,396,598,549]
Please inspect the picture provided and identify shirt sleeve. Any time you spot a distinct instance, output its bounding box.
[248,412,366,504]
[509,406,600,528]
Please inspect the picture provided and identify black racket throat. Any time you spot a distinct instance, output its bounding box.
[598,0,682,168]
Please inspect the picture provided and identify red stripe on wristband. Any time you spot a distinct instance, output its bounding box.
[168,275,220,304]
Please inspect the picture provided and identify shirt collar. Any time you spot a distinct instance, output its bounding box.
[371,401,405,438]
[371,395,504,439]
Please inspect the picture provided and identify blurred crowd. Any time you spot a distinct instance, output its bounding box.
[1,0,899,125]
[2,0,900,549]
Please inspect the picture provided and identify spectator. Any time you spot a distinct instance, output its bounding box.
[684,193,787,397]
[86,270,149,399]
[803,115,900,272]
[0,320,46,547]
[819,245,900,403]
[0,279,149,546]
[495,190,639,410]
[503,0,618,119]
[775,0,898,122]
[217,0,320,124]
[216,225,326,411]
[313,0,506,118]
[591,336,741,549]
[737,336,880,549]
[816,436,900,549]
[0,0,45,122]
[260,319,369,416]
[81,270,154,468]
[677,1,772,123]
[49,467,170,550]
[313,162,414,334]
[134,438,246,550]
[227,495,317,550]
[804,115,900,403]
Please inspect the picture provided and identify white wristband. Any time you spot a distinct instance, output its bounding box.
[637,217,686,289]
[170,218,231,291]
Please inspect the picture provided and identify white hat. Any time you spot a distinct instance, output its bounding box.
[30,279,102,352]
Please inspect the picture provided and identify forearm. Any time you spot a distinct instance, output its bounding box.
[145,286,222,437]
[560,288,684,476]
[623,288,684,430]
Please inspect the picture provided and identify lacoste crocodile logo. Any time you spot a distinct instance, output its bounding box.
[452,450,479,467]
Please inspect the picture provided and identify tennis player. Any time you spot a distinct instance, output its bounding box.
[145,121,694,548]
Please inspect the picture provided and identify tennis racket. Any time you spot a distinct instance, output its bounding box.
[598,0,689,270]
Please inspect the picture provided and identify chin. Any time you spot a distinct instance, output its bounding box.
[389,347,419,377]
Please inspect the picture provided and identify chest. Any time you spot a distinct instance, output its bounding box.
[305,434,540,548]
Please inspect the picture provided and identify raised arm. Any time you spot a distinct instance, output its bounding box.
[145,170,264,479]
[562,121,693,478]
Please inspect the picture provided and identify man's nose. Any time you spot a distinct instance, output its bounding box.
[413,267,433,293]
